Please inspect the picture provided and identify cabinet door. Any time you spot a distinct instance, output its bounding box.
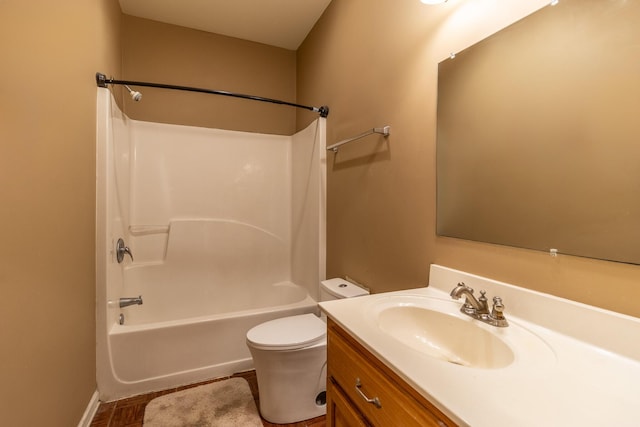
[327,319,457,427]
[328,378,369,427]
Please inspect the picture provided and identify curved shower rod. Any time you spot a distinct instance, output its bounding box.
[95,72,329,118]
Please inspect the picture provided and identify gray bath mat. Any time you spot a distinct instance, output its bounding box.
[143,377,263,426]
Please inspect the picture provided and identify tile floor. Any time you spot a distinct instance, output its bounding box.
[89,370,326,427]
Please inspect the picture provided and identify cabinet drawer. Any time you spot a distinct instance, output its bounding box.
[327,377,369,427]
[327,320,456,427]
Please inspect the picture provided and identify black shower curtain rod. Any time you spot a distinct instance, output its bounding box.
[95,73,329,117]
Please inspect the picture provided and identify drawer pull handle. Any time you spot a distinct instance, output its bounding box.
[355,378,382,409]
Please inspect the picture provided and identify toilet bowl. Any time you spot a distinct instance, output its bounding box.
[246,278,369,424]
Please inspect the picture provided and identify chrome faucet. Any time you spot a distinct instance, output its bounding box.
[450,282,489,314]
[450,282,508,327]
[119,296,143,308]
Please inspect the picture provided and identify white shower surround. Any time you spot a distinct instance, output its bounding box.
[96,88,326,400]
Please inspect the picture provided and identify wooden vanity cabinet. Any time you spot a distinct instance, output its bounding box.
[326,319,457,427]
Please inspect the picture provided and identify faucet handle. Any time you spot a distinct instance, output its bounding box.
[491,296,506,319]
[490,296,509,327]
[477,290,489,315]
[479,290,487,304]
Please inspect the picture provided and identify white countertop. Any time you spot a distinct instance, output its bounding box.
[319,265,640,427]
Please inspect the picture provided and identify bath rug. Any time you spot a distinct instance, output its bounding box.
[143,377,263,427]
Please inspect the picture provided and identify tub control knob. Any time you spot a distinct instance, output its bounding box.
[116,238,134,263]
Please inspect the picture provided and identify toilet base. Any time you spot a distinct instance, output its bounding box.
[249,342,327,424]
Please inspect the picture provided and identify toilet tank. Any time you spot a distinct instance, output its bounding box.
[320,278,369,302]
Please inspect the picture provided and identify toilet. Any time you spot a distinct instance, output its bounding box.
[246,278,369,424]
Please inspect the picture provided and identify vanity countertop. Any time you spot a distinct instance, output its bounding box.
[319,265,640,427]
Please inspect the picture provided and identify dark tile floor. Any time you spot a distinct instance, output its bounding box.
[90,370,326,427]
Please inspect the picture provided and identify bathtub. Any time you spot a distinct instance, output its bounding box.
[104,281,317,400]
[99,219,321,400]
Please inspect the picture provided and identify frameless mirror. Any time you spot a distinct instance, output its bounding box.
[436,0,640,264]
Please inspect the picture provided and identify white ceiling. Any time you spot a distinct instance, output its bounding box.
[119,0,332,50]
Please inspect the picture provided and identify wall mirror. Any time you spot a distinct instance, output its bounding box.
[436,0,640,265]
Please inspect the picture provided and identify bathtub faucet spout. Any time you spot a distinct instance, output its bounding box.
[119,296,143,308]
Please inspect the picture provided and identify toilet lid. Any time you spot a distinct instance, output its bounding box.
[246,314,326,350]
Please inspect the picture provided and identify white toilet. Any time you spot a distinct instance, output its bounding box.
[246,278,369,424]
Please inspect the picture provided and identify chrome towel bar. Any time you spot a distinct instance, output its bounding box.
[327,126,391,152]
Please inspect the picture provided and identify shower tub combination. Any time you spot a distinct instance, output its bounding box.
[96,88,326,401]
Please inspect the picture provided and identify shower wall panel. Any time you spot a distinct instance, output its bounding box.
[127,121,292,265]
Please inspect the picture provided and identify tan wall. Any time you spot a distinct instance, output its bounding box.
[0,1,121,425]
[121,15,297,135]
[297,0,640,317]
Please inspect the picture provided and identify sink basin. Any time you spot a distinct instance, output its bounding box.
[374,301,515,369]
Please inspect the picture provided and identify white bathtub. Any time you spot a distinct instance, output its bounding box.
[103,282,316,400]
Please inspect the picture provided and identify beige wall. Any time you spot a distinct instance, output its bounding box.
[121,15,297,135]
[297,0,640,317]
[0,0,121,425]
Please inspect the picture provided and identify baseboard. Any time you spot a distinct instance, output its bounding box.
[78,390,100,427]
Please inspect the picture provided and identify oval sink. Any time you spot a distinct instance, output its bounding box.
[376,305,515,369]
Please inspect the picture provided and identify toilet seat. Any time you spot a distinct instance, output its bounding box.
[246,313,326,351]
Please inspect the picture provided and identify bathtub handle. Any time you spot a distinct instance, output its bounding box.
[116,238,134,263]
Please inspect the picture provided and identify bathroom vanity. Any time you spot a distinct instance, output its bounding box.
[320,265,640,427]
[327,318,455,426]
